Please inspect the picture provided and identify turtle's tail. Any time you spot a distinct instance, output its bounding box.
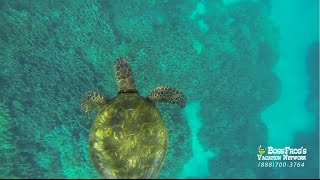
[81,91,108,116]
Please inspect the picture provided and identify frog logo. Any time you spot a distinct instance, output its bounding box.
[258,145,266,155]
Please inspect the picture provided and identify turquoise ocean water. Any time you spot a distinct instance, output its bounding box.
[0,0,319,179]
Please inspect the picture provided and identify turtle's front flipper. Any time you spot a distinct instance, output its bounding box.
[114,57,137,93]
[81,91,108,115]
[147,86,187,108]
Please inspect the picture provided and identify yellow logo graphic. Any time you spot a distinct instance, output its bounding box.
[258,145,266,155]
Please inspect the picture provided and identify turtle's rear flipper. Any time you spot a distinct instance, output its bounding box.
[114,57,137,93]
[147,86,187,108]
[81,91,108,115]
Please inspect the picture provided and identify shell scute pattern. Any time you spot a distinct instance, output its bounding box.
[89,93,168,179]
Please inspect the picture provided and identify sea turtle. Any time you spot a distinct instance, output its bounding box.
[81,57,187,179]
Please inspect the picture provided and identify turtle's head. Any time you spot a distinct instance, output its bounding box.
[114,57,137,94]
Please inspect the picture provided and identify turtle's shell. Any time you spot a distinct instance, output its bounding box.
[89,92,168,179]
